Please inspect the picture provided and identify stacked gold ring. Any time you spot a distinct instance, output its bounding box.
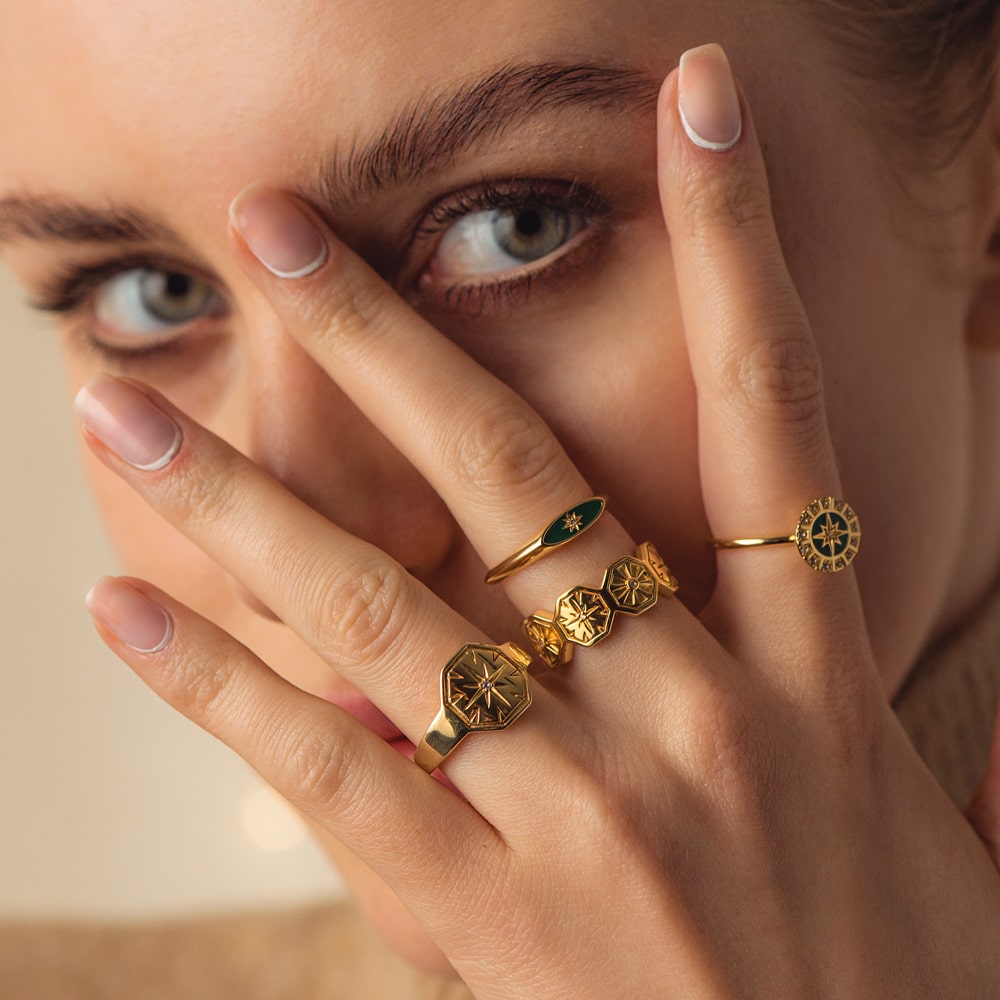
[521,542,679,669]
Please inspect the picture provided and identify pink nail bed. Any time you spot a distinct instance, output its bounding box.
[74,375,181,471]
[229,185,328,280]
[678,43,743,153]
[86,577,173,654]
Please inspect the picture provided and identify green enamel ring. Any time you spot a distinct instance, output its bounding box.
[485,497,607,584]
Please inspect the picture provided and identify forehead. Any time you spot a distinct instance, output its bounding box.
[0,0,703,199]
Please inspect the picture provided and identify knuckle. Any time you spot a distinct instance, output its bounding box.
[286,735,357,817]
[812,671,883,776]
[721,333,826,427]
[261,715,375,833]
[174,643,243,721]
[448,398,564,497]
[678,681,776,813]
[685,166,774,237]
[307,264,392,349]
[157,448,243,538]
[310,556,411,667]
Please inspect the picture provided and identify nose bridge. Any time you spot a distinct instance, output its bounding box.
[243,326,342,495]
[236,321,457,574]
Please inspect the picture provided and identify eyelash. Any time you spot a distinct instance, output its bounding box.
[30,177,610,360]
[408,177,609,313]
[30,255,225,367]
[31,253,204,317]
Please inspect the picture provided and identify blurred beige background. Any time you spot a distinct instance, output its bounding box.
[0,265,342,919]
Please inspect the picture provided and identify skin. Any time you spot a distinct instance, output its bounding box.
[2,0,1000,993]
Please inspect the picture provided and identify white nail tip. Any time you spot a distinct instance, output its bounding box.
[129,425,183,472]
[263,241,329,281]
[133,611,174,655]
[678,103,743,153]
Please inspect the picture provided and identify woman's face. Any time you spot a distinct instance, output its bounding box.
[1,0,995,972]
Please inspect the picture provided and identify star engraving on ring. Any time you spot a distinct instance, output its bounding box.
[562,511,584,534]
[555,587,612,645]
[795,498,861,572]
[605,557,657,612]
[446,648,528,728]
[814,513,846,555]
[523,615,568,668]
[635,542,680,593]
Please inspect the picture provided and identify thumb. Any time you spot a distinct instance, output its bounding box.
[966,693,1000,867]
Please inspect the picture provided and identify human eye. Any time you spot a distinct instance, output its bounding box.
[31,257,228,360]
[408,179,609,315]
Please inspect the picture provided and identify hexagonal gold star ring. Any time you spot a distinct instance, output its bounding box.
[521,543,680,669]
[415,642,534,773]
[712,497,861,573]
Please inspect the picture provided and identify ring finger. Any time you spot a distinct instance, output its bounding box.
[73,373,579,821]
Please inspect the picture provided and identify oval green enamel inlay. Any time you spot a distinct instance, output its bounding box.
[541,497,606,548]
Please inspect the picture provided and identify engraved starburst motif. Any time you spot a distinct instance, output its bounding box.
[814,513,846,554]
[445,647,529,729]
[795,498,861,572]
[605,557,657,612]
[523,615,567,668]
[555,587,612,645]
[562,511,584,534]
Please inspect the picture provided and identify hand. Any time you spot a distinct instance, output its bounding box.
[78,45,1000,998]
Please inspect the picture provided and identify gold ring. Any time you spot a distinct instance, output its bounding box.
[712,497,861,573]
[415,642,533,773]
[484,497,607,584]
[521,542,679,669]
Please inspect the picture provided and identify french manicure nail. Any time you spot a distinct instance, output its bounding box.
[678,44,743,153]
[229,185,328,279]
[74,375,181,471]
[86,577,173,654]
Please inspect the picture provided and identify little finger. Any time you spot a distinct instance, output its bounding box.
[83,574,502,939]
[657,46,871,678]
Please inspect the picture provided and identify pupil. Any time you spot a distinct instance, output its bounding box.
[138,268,212,323]
[515,210,543,237]
[164,272,192,299]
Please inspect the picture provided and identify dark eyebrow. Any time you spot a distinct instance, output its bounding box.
[0,61,658,248]
[0,196,178,246]
[309,61,660,211]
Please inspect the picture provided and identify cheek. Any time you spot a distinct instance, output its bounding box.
[83,450,225,613]
[538,249,714,608]
[782,213,969,679]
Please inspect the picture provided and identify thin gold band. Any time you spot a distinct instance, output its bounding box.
[712,534,795,549]
[711,498,861,573]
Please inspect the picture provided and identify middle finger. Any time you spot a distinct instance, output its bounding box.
[226,185,681,623]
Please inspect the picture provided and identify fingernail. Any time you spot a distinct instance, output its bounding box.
[74,375,182,471]
[678,44,743,153]
[86,577,173,654]
[229,185,328,279]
